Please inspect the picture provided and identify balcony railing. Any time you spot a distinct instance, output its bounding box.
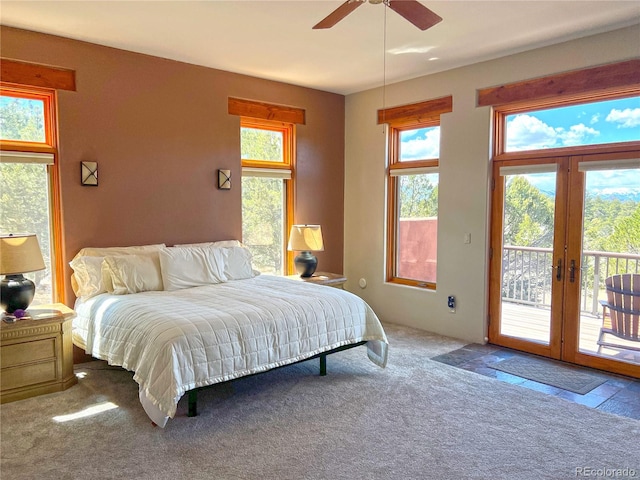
[502,246,640,316]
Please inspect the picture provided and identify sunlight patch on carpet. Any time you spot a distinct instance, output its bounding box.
[52,401,119,423]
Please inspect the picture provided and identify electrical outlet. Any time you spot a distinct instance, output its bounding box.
[447,295,456,313]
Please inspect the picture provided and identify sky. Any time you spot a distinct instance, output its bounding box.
[506,96,640,151]
[399,96,639,199]
[515,169,640,202]
[399,96,639,161]
[505,96,640,200]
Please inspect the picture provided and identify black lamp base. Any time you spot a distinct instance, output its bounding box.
[0,274,36,314]
[294,251,318,278]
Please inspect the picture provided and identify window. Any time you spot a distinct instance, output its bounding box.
[479,60,640,159]
[387,123,440,288]
[503,95,640,153]
[0,85,61,304]
[240,118,294,275]
[380,96,451,290]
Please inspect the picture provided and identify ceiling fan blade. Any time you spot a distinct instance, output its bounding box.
[313,0,364,29]
[388,0,442,31]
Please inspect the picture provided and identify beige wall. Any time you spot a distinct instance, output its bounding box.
[0,26,346,306]
[344,25,640,343]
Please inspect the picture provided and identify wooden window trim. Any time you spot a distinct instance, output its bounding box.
[385,106,445,290]
[240,117,296,274]
[0,84,65,303]
[378,95,452,126]
[478,59,640,108]
[1,58,76,92]
[229,97,305,125]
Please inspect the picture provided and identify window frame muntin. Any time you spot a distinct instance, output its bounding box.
[387,119,441,290]
[240,116,295,274]
[0,84,64,303]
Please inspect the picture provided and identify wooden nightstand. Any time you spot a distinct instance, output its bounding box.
[286,272,347,289]
[1,303,77,403]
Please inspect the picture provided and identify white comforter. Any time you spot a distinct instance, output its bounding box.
[73,275,388,426]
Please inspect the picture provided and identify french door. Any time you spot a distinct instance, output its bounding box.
[489,151,640,378]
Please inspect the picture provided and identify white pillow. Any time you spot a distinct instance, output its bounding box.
[70,244,166,299]
[222,246,257,280]
[173,240,240,249]
[73,243,166,259]
[159,247,227,291]
[102,254,163,295]
[69,256,106,298]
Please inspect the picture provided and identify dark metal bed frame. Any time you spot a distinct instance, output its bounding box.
[186,341,367,417]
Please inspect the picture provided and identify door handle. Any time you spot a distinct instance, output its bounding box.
[555,258,562,281]
[569,260,576,283]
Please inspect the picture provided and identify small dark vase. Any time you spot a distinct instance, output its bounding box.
[0,274,36,313]
[294,251,318,278]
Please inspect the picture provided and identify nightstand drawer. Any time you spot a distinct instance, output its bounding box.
[0,304,77,403]
[1,361,57,390]
[1,338,56,368]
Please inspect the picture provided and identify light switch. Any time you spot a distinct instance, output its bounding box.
[464,233,471,244]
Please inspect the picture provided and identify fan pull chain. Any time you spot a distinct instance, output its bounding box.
[382,3,387,127]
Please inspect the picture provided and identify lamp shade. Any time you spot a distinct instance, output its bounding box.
[288,225,324,252]
[0,234,46,275]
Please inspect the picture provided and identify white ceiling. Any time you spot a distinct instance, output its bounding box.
[1,1,639,95]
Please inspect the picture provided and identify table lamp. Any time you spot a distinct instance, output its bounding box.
[288,225,324,278]
[0,233,46,313]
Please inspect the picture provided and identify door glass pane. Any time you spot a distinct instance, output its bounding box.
[241,176,285,275]
[0,163,53,305]
[240,127,283,163]
[0,95,46,143]
[396,173,438,283]
[500,171,557,344]
[578,165,640,365]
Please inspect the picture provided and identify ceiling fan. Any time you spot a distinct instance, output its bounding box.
[313,0,442,31]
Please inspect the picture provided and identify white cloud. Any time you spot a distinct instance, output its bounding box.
[557,123,600,146]
[605,108,640,128]
[506,114,557,151]
[590,113,600,124]
[400,129,440,160]
[506,114,599,151]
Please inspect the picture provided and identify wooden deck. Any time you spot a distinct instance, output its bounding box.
[500,302,640,365]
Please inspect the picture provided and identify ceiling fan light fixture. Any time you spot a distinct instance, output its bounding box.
[313,0,442,31]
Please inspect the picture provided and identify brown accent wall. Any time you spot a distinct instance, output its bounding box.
[1,26,345,306]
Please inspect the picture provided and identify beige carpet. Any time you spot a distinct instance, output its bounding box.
[1,323,639,480]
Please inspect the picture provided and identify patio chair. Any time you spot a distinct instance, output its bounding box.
[598,273,640,353]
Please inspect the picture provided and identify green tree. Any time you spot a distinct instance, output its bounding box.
[240,126,286,274]
[241,176,284,274]
[582,194,637,251]
[503,176,554,247]
[399,174,438,218]
[241,127,282,162]
[0,97,45,142]
[603,203,640,254]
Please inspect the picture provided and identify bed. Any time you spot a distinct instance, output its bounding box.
[70,242,388,427]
